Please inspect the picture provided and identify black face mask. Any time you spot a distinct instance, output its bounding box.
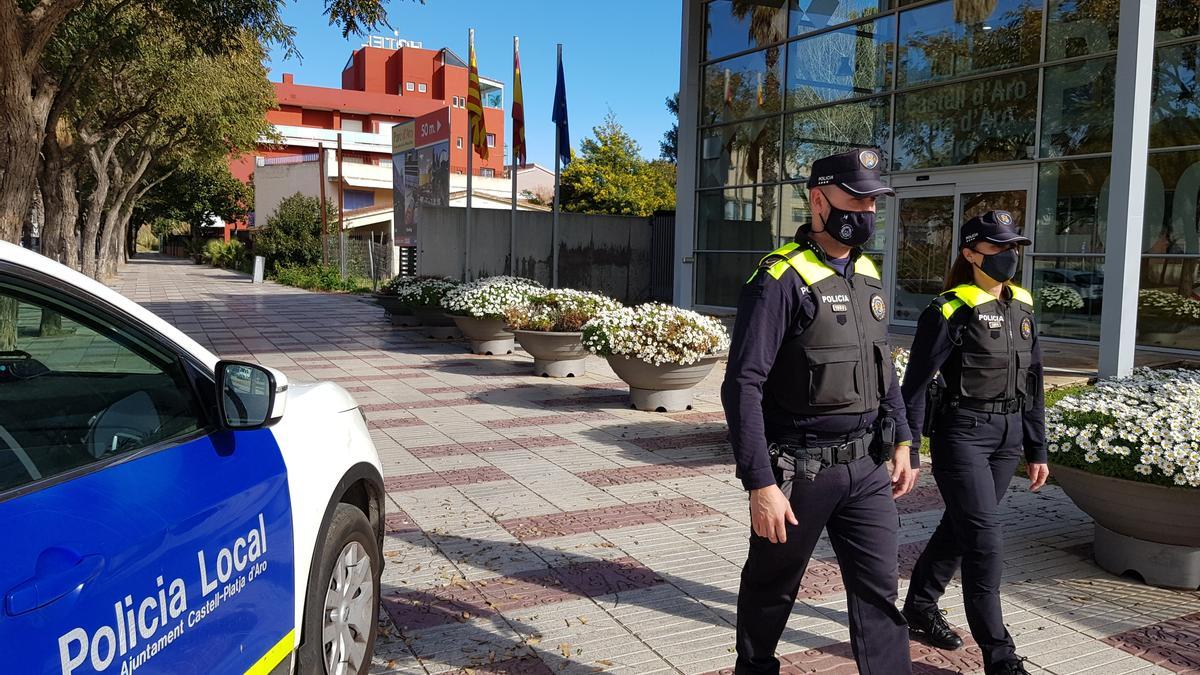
[819,204,876,247]
[974,248,1019,283]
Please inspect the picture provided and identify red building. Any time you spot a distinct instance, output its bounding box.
[228,42,506,239]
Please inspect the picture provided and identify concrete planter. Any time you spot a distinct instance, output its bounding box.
[1051,463,1200,589]
[513,330,587,377]
[374,294,419,327]
[606,353,722,412]
[451,316,514,355]
[413,307,460,339]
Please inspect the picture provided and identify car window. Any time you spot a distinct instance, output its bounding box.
[0,280,204,494]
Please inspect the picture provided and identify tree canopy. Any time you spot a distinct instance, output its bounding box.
[560,113,677,218]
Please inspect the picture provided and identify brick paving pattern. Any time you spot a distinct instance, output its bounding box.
[111,257,1200,675]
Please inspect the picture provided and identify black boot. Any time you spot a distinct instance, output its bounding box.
[903,605,964,650]
[987,658,1031,675]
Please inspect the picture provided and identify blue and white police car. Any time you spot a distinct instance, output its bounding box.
[0,242,386,675]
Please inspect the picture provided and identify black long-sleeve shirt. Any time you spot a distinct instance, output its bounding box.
[900,292,1047,463]
[721,251,914,492]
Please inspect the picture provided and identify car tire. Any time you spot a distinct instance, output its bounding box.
[298,503,381,675]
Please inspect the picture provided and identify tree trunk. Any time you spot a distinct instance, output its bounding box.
[0,297,17,351]
[80,135,123,279]
[0,63,49,244]
[39,121,82,268]
[98,149,153,280]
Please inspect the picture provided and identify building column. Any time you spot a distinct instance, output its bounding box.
[1098,0,1158,377]
[673,0,703,308]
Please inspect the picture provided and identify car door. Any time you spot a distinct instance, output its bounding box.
[0,269,295,675]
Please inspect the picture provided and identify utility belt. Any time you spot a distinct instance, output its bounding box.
[768,417,893,497]
[922,380,1026,437]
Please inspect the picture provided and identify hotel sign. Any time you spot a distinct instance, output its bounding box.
[362,35,423,50]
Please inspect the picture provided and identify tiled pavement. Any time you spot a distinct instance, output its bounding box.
[112,256,1200,675]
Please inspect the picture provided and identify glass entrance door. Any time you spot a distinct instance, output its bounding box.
[886,168,1033,325]
[893,188,955,323]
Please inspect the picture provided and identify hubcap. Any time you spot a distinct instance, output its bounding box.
[322,541,374,675]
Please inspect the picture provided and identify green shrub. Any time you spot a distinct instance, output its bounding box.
[273,265,369,293]
[202,239,249,271]
[254,193,336,274]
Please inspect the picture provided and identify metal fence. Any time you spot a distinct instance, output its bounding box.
[323,233,392,290]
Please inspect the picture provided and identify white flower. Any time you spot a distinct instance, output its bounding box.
[581,303,730,366]
[1047,368,1200,488]
[441,276,543,319]
[1038,284,1085,311]
[393,277,460,306]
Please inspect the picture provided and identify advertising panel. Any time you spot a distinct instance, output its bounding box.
[392,108,450,249]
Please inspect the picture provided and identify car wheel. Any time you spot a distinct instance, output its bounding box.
[299,503,381,675]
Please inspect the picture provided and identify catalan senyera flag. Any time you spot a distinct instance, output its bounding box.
[512,37,526,167]
[467,30,489,161]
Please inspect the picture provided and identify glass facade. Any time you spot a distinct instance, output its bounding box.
[691,0,1200,352]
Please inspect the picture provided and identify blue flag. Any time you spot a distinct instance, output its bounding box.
[552,51,570,167]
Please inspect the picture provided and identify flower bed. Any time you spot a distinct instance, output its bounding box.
[379,275,414,296]
[582,303,729,366]
[441,276,543,320]
[1047,368,1200,488]
[394,277,460,308]
[1038,284,1085,312]
[504,289,622,332]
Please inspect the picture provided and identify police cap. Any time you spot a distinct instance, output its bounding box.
[806,148,894,197]
[960,210,1032,248]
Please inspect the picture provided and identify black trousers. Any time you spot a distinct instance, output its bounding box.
[735,455,911,675]
[905,408,1023,671]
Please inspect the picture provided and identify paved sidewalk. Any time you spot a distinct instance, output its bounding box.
[113,256,1200,675]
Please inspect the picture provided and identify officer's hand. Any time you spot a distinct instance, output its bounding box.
[1027,462,1049,491]
[890,447,919,499]
[749,484,798,544]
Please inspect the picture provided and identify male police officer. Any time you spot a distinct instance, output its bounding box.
[721,148,918,674]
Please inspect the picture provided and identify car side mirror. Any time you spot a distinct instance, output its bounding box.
[216,361,287,430]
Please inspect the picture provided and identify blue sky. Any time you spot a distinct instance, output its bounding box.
[266,1,683,167]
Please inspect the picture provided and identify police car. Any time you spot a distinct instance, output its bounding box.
[0,242,386,675]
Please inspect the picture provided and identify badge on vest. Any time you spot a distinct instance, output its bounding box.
[1021,316,1033,339]
[870,294,886,321]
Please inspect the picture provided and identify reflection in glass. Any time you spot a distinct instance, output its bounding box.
[1035,159,1110,254]
[785,96,890,179]
[786,17,895,108]
[1156,0,1200,42]
[696,185,780,251]
[790,0,890,35]
[1041,57,1116,157]
[779,182,811,241]
[1046,0,1118,60]
[705,0,789,61]
[1031,256,1103,340]
[1138,257,1200,350]
[700,118,782,188]
[1151,43,1200,150]
[892,70,1037,170]
[894,194,954,322]
[1145,150,1200,255]
[897,0,1042,86]
[702,49,784,126]
[696,252,767,307]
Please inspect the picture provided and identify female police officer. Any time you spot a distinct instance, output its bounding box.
[898,210,1049,675]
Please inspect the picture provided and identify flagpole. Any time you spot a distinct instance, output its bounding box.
[509,35,518,276]
[552,43,562,289]
[465,28,474,282]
